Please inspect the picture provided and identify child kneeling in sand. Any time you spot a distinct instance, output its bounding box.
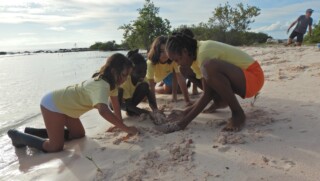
[147,36,193,106]
[156,33,264,133]
[115,49,158,116]
[8,53,138,153]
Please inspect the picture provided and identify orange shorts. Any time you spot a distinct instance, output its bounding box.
[243,61,264,98]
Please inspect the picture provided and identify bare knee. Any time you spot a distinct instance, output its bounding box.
[43,140,64,152]
[71,131,85,139]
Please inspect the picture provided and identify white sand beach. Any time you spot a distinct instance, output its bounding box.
[1,45,320,181]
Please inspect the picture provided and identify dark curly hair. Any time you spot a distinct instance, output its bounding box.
[172,28,194,38]
[166,32,197,60]
[127,49,146,66]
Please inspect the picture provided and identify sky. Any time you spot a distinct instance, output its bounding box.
[0,0,319,51]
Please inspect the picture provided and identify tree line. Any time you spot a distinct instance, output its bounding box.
[91,0,274,51]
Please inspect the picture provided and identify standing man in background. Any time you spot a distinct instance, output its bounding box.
[286,9,313,46]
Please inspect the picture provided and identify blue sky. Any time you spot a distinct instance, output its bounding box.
[0,0,319,51]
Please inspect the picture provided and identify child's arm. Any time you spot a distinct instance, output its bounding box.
[171,71,178,102]
[177,79,212,129]
[95,103,138,134]
[146,86,158,111]
[176,72,192,106]
[148,79,158,110]
[149,79,156,95]
[110,95,122,120]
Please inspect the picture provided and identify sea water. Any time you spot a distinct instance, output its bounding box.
[0,50,125,170]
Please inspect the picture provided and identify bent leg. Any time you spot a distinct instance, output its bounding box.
[202,60,246,131]
[180,66,203,90]
[24,127,70,140]
[65,117,85,139]
[203,91,228,113]
[41,106,67,152]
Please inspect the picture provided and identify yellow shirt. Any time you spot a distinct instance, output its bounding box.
[120,76,148,99]
[191,40,254,78]
[52,78,116,118]
[146,60,180,82]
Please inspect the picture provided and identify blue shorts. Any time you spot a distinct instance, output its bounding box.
[163,73,173,87]
[40,92,62,114]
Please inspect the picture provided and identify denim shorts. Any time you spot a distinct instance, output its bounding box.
[163,73,173,87]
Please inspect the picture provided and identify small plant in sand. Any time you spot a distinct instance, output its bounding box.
[250,92,260,107]
[86,156,102,173]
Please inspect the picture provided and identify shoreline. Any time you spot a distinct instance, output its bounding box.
[0,48,128,56]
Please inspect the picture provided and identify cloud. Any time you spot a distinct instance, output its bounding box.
[0,0,139,25]
[18,32,37,36]
[47,26,66,31]
[252,21,289,33]
[0,0,318,50]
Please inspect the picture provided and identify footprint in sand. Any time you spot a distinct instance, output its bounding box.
[217,145,231,152]
[268,158,296,171]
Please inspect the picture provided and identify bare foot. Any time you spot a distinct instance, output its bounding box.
[222,113,246,132]
[203,102,228,113]
[185,101,194,107]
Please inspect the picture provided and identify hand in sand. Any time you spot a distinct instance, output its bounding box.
[150,110,167,125]
[126,126,139,135]
[107,126,121,132]
[154,122,181,134]
[167,110,184,122]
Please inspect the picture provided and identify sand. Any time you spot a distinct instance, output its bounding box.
[1,45,320,181]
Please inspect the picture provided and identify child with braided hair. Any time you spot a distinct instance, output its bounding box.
[156,33,264,133]
[173,28,202,95]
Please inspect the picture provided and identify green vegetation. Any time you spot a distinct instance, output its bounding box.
[89,40,123,51]
[119,0,171,50]
[89,1,272,50]
[304,20,320,43]
[174,2,269,46]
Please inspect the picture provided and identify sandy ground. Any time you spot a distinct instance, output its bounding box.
[1,45,320,181]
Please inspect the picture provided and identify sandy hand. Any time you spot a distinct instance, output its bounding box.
[167,110,184,122]
[121,134,135,142]
[106,126,121,133]
[154,122,181,134]
[126,126,139,135]
[150,110,168,125]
